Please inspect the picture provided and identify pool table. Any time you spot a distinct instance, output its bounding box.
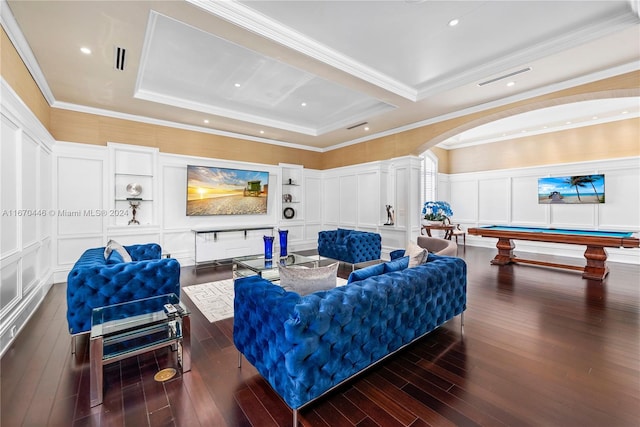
[468,225,639,280]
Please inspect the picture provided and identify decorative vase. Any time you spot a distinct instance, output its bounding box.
[263,235,274,260]
[422,219,443,226]
[278,229,289,257]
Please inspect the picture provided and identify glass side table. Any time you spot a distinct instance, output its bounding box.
[89,293,190,407]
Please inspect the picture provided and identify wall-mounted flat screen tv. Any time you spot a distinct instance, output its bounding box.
[538,174,605,204]
[186,165,269,215]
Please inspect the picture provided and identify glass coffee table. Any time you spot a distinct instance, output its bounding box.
[232,253,319,281]
[89,293,190,407]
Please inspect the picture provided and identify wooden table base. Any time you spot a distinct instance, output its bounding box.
[490,238,609,281]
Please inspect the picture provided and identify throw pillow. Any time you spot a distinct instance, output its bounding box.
[104,239,133,263]
[383,256,409,273]
[279,262,339,296]
[406,241,428,267]
[347,262,385,284]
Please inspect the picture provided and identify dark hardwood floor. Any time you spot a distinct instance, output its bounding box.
[2,246,639,426]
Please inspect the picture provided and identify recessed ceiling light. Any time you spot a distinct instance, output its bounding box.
[506,81,515,87]
[364,127,370,131]
[204,119,209,124]
[448,19,459,27]
[234,83,241,88]
[80,47,91,55]
[301,102,307,107]
[259,130,265,134]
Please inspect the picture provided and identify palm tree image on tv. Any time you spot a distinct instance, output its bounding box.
[538,174,605,204]
[187,166,269,215]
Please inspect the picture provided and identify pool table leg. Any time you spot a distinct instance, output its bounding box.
[583,246,609,281]
[491,238,515,265]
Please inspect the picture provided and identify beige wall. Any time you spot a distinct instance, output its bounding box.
[448,118,640,174]
[49,109,323,169]
[1,27,50,128]
[323,71,640,171]
[2,26,638,173]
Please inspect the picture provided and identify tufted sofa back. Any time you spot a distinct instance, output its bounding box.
[66,244,180,334]
[317,229,382,264]
[233,253,466,410]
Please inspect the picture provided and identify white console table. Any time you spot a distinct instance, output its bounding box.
[192,226,275,268]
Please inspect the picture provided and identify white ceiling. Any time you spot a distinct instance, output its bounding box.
[3,0,640,151]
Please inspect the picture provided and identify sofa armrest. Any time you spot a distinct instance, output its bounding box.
[125,243,161,261]
[345,232,381,263]
[66,257,180,334]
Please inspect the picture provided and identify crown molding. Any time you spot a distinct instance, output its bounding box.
[186,0,418,101]
[51,100,324,152]
[330,61,640,152]
[415,8,640,100]
[0,0,55,105]
[1,77,56,150]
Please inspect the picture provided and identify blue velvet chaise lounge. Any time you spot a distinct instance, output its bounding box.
[233,253,467,425]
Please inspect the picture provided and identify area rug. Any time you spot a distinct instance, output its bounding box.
[182,279,236,323]
[183,277,348,323]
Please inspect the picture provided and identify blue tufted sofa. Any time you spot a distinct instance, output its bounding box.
[234,253,466,424]
[66,243,181,336]
[317,228,381,266]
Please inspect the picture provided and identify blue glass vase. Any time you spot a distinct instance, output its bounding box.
[278,229,289,257]
[263,235,274,260]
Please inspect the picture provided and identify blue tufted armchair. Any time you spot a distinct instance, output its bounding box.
[66,243,181,338]
[317,228,381,267]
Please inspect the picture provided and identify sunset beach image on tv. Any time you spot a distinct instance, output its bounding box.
[187,165,269,215]
[538,174,605,204]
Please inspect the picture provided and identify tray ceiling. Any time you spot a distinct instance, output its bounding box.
[4,0,640,150]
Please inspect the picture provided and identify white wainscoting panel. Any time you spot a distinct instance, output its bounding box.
[323,176,340,224]
[56,157,104,235]
[0,258,19,311]
[56,236,104,267]
[1,80,55,357]
[339,175,357,226]
[550,203,596,228]
[449,179,478,223]
[162,164,188,228]
[478,178,510,223]
[21,133,39,247]
[393,167,408,228]
[511,175,547,225]
[448,157,639,264]
[305,176,322,223]
[598,166,640,229]
[1,114,19,258]
[357,171,380,227]
[40,150,53,238]
[21,246,38,295]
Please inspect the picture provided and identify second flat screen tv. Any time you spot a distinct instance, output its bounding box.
[538,174,605,204]
[186,165,269,215]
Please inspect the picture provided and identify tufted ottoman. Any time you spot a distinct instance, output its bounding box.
[234,253,466,425]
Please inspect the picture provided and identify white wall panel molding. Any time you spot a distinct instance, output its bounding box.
[0,79,54,150]
[447,156,640,264]
[0,79,55,357]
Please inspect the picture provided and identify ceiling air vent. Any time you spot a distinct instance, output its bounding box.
[478,67,532,87]
[347,121,368,130]
[114,46,126,71]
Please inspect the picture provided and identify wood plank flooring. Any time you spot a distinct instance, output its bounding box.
[1,246,638,426]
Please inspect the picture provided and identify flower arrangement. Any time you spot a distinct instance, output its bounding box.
[422,201,453,221]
